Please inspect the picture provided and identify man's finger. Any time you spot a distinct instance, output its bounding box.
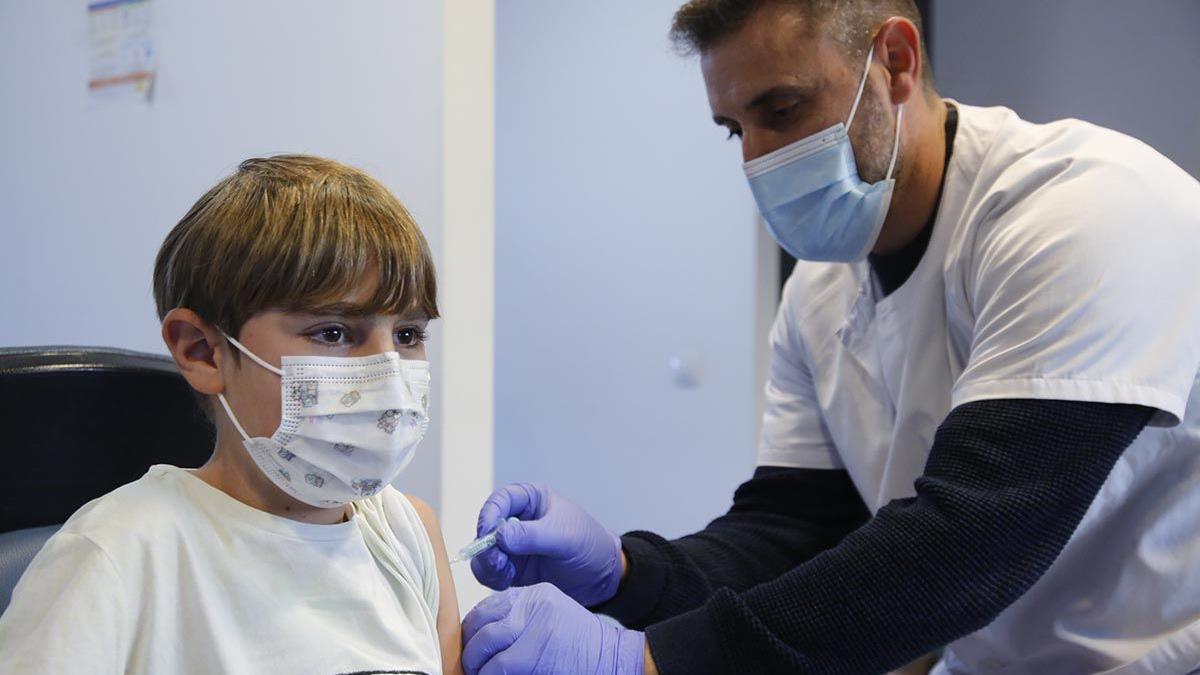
[477,491,512,536]
[470,552,503,590]
[477,483,543,536]
[462,591,515,644]
[479,649,528,675]
[463,619,521,675]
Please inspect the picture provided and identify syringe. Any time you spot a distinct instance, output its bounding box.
[450,517,520,564]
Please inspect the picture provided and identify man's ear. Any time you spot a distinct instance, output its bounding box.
[161,308,229,396]
[876,16,923,107]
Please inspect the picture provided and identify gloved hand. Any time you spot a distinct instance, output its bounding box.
[471,483,623,607]
[462,583,646,675]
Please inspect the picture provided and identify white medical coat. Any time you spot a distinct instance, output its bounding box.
[758,102,1200,674]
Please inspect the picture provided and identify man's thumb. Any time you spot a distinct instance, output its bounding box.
[497,518,559,556]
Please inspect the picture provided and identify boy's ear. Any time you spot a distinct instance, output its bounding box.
[161,308,229,396]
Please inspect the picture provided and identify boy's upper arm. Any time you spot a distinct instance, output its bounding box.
[408,496,464,675]
[0,531,127,675]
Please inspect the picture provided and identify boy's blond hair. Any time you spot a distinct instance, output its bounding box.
[153,154,439,340]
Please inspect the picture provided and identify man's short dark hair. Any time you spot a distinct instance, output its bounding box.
[670,0,934,86]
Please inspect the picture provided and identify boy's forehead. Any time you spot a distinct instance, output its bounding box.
[291,270,431,321]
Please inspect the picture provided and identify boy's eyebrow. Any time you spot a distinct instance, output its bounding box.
[298,302,430,321]
[299,302,374,317]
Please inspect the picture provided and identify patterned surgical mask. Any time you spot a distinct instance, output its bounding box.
[216,332,430,507]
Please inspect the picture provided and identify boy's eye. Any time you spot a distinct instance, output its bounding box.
[395,326,427,348]
[311,326,351,344]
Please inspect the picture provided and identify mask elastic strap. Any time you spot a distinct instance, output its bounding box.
[219,330,284,376]
[886,105,904,181]
[846,43,876,133]
[215,330,279,444]
[216,393,253,443]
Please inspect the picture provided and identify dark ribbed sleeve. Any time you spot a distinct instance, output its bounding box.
[595,466,870,627]
[641,399,1152,675]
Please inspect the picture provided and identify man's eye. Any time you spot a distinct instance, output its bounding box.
[396,327,427,347]
[764,102,803,130]
[772,104,797,119]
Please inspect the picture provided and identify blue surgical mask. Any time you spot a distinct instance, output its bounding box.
[743,44,903,263]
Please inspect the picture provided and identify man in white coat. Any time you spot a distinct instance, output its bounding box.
[460,2,1200,673]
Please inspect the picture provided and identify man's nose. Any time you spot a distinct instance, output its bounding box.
[742,131,784,164]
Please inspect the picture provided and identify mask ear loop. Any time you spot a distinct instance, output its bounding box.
[846,43,876,132]
[215,330,283,443]
[886,105,904,181]
[217,393,253,443]
[219,330,284,376]
[846,41,904,182]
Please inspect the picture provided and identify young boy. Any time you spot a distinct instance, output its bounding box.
[0,155,463,674]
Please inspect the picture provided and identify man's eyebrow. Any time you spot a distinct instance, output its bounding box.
[712,83,822,127]
[745,84,820,112]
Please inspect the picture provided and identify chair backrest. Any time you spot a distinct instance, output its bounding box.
[0,346,215,615]
[0,346,214,532]
[0,525,59,614]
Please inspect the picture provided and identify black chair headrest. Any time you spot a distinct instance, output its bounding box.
[0,346,215,532]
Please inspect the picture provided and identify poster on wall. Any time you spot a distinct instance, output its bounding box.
[87,0,156,102]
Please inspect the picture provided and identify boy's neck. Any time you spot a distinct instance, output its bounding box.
[194,440,352,525]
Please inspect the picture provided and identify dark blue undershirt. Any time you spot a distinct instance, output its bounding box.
[869,103,957,296]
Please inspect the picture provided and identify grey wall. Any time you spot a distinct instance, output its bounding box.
[0,0,446,508]
[933,0,1200,179]
[495,1,765,538]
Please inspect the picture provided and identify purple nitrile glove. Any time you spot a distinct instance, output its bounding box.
[462,583,645,675]
[471,483,623,607]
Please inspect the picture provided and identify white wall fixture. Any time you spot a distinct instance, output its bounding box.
[441,0,497,613]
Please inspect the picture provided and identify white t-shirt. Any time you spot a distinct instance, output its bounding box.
[0,465,444,675]
[758,103,1200,673]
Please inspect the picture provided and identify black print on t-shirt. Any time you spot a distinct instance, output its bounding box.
[334,670,430,675]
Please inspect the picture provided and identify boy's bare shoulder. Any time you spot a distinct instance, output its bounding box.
[404,494,438,529]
